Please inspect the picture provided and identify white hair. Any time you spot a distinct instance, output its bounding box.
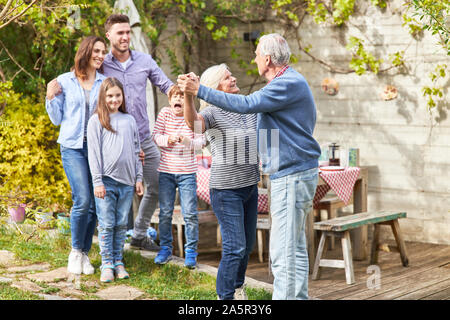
[199,63,229,110]
[258,33,291,66]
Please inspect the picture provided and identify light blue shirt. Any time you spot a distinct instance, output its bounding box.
[45,71,106,149]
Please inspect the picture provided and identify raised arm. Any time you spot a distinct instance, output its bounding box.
[184,92,205,134]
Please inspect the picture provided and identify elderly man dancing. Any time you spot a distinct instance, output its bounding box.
[177,33,321,300]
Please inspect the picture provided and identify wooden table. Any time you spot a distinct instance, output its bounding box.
[261,166,369,272]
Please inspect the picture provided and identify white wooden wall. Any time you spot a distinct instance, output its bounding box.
[155,0,449,244]
[291,2,449,245]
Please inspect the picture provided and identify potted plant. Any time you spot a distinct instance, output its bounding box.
[8,204,27,224]
[52,203,71,235]
[27,206,55,229]
[0,188,28,224]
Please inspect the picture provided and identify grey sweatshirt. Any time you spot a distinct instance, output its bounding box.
[87,112,143,187]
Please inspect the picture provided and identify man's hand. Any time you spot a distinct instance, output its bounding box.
[46,79,62,100]
[177,72,200,96]
[135,181,144,196]
[94,185,106,199]
[139,149,145,166]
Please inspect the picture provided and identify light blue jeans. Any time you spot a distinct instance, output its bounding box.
[60,142,97,254]
[158,172,199,252]
[269,167,318,300]
[95,176,135,266]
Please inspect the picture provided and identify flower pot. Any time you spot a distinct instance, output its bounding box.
[56,213,70,235]
[36,211,54,229]
[8,204,26,224]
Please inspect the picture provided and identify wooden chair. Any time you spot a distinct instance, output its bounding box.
[312,211,408,284]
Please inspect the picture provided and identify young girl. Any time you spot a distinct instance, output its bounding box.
[87,77,144,283]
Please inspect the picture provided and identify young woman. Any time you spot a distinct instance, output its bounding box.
[46,36,107,275]
[87,77,144,282]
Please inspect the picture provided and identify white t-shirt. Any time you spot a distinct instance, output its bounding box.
[120,57,131,70]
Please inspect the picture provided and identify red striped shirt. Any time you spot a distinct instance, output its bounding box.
[267,65,289,84]
[152,107,205,174]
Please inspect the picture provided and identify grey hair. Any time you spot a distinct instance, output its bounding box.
[258,33,291,66]
[199,63,229,110]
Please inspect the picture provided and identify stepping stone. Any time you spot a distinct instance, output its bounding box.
[50,282,85,298]
[0,250,16,267]
[11,279,42,293]
[95,285,144,300]
[27,267,68,283]
[7,263,51,273]
[0,276,13,283]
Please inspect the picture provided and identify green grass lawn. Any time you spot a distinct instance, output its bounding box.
[0,224,272,300]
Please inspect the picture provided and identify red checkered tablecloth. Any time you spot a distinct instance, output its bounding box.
[313,167,361,208]
[197,166,360,213]
[196,166,269,213]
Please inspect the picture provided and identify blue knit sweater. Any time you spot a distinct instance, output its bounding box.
[197,67,320,180]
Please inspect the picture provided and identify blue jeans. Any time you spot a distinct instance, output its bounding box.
[269,167,318,300]
[211,184,258,300]
[158,172,199,252]
[95,176,135,266]
[60,142,97,253]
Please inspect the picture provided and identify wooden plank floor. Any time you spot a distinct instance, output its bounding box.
[193,222,450,300]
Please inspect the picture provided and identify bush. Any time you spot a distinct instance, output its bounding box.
[0,82,71,209]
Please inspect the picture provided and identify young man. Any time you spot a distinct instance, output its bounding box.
[102,14,174,251]
[177,33,321,300]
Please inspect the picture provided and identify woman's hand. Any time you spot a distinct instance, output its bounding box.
[177,73,200,96]
[135,181,144,196]
[94,185,106,199]
[46,79,62,100]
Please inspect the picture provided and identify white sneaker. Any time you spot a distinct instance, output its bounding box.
[81,252,95,275]
[67,249,83,274]
[234,284,248,300]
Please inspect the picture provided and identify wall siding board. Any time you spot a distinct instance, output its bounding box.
[153,0,449,244]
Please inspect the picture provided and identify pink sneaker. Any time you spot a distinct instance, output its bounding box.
[100,265,114,283]
[114,262,129,280]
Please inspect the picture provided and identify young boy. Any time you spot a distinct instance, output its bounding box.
[152,85,205,268]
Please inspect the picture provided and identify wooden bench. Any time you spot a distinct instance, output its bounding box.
[312,211,409,284]
[313,194,353,250]
[151,206,217,258]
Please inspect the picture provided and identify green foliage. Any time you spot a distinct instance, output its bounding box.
[389,51,406,67]
[403,0,450,55]
[422,64,447,111]
[332,0,355,26]
[370,0,387,8]
[306,0,328,24]
[0,82,71,209]
[0,0,113,98]
[346,36,383,75]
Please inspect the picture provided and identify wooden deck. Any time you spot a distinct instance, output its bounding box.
[194,222,450,300]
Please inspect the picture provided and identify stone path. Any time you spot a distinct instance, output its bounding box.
[0,246,273,300]
[0,250,145,300]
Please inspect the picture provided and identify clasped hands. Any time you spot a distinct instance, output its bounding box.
[177,72,200,96]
